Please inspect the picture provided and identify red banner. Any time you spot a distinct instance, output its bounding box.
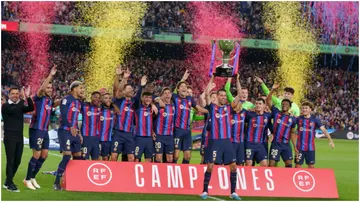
[1,21,19,32]
[64,161,338,198]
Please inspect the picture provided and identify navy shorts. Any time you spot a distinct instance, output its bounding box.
[205,139,236,165]
[29,128,49,151]
[111,130,134,155]
[99,141,111,157]
[154,135,174,154]
[134,136,155,159]
[232,142,245,165]
[174,128,192,151]
[58,129,81,153]
[262,142,269,157]
[82,136,100,160]
[295,150,315,165]
[245,142,268,163]
[269,142,293,162]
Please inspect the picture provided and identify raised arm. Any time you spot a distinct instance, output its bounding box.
[115,68,130,99]
[154,97,165,108]
[205,75,215,106]
[173,69,190,94]
[113,65,123,94]
[225,78,235,103]
[255,76,281,108]
[266,83,280,109]
[38,65,57,97]
[232,74,242,108]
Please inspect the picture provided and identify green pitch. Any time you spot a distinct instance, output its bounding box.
[1,124,358,200]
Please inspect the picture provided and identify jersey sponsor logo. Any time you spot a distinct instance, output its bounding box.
[215,113,220,118]
[45,105,51,110]
[87,111,92,116]
[100,116,105,121]
[144,112,149,116]
[163,113,167,117]
[292,170,316,192]
[72,107,79,112]
[87,163,113,186]
[125,107,129,111]
[277,119,281,123]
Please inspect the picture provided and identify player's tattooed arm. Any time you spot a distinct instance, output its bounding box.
[205,75,215,106]
[266,83,280,109]
[38,65,57,97]
[319,126,335,149]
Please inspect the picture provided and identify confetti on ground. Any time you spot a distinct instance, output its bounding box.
[18,2,56,92]
[77,2,147,99]
[263,2,318,104]
[185,2,243,95]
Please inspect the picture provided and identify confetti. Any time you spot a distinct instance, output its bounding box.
[263,2,318,104]
[185,2,243,95]
[18,2,56,92]
[77,2,147,99]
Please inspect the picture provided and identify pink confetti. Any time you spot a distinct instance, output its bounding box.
[18,2,56,92]
[185,2,243,95]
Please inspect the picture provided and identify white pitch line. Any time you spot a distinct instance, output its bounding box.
[208,196,225,201]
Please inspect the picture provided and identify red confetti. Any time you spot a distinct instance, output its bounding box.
[185,2,243,95]
[18,2,57,92]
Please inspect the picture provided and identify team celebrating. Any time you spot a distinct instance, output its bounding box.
[20,64,335,199]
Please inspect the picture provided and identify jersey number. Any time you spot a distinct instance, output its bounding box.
[37,138,43,145]
[155,142,161,149]
[271,149,279,156]
[174,138,180,145]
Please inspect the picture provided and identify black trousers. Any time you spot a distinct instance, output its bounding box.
[3,131,24,185]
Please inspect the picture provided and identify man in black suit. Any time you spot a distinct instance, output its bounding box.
[2,86,34,192]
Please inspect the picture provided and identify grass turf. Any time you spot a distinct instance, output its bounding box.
[1,124,358,200]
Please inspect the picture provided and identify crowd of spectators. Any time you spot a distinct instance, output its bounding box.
[2,1,357,46]
[2,48,358,130]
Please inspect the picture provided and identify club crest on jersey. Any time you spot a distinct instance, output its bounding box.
[163,113,167,117]
[253,124,257,127]
[72,107,77,112]
[172,106,175,110]
[310,122,314,126]
[100,116,105,121]
[241,113,245,117]
[87,111,92,116]
[277,119,281,123]
[224,107,227,111]
[264,118,268,123]
[299,127,304,131]
[215,113,220,118]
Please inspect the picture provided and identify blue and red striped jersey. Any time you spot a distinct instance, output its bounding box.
[245,111,271,143]
[99,105,115,141]
[172,93,196,131]
[59,95,81,131]
[296,115,323,151]
[113,97,135,132]
[134,104,153,137]
[231,110,246,143]
[208,104,232,140]
[30,95,53,131]
[80,102,101,137]
[155,104,175,136]
[271,106,297,143]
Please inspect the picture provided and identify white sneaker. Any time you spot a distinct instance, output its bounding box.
[31,178,40,189]
[23,179,36,190]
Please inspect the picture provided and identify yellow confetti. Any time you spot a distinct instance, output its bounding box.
[263,2,319,104]
[77,2,147,99]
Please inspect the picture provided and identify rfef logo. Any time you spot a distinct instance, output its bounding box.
[87,163,112,186]
[293,170,315,192]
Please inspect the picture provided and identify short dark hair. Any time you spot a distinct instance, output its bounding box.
[187,85,192,90]
[70,81,82,91]
[282,99,292,107]
[284,87,295,94]
[124,84,132,89]
[302,101,314,110]
[9,87,19,93]
[142,91,153,97]
[256,98,266,104]
[210,91,217,96]
[91,91,101,97]
[176,81,188,89]
[103,92,110,96]
[241,87,248,91]
[160,87,171,95]
[217,89,226,94]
